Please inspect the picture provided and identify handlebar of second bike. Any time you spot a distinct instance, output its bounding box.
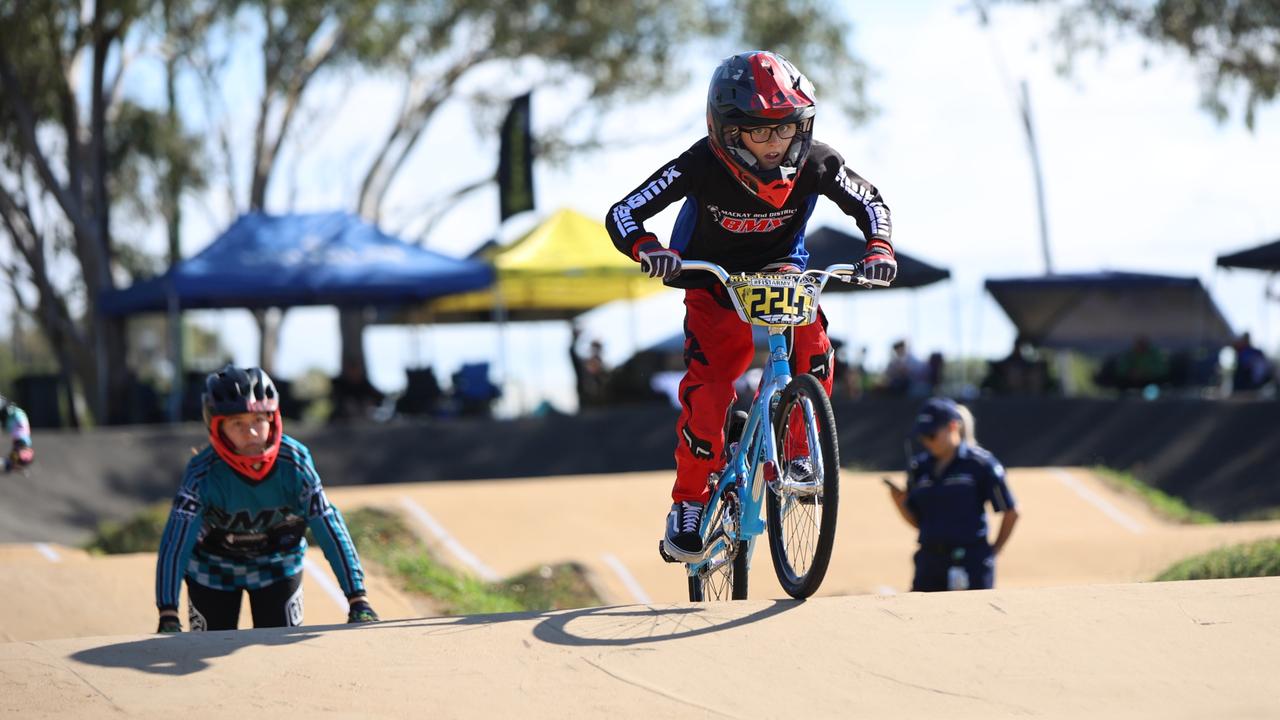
[678,260,886,289]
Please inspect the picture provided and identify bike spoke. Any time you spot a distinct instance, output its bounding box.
[775,396,826,581]
[691,491,744,601]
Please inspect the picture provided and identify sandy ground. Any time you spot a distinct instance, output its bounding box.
[3,466,1279,643]
[0,549,420,642]
[2,577,1278,719]
[322,466,1280,605]
[3,467,1280,717]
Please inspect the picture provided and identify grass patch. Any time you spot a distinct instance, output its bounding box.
[1091,466,1217,525]
[1236,506,1280,522]
[343,506,601,615]
[1154,538,1280,581]
[84,503,169,554]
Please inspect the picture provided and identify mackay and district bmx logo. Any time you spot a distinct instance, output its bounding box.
[707,205,796,234]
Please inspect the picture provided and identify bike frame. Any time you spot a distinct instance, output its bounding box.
[677,260,872,581]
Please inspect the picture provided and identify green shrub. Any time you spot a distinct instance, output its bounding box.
[1154,538,1280,581]
[84,503,170,554]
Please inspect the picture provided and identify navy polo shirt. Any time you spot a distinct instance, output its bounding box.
[905,442,1016,546]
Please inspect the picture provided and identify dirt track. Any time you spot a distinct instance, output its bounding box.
[3,466,1280,717]
[3,466,1280,642]
[3,577,1278,718]
[321,466,1280,605]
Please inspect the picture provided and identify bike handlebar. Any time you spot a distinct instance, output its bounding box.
[679,260,883,289]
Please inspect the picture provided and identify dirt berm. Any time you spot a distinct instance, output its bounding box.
[3,577,1277,718]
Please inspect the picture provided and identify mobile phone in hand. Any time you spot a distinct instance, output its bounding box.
[881,476,902,493]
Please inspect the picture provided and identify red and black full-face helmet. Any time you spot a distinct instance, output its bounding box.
[202,364,282,482]
[707,50,817,209]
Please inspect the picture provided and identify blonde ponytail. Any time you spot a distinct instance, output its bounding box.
[956,403,979,447]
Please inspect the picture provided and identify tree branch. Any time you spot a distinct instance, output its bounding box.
[251,14,347,209]
[401,174,494,246]
[0,52,94,243]
[46,1,87,210]
[263,24,345,185]
[357,47,490,220]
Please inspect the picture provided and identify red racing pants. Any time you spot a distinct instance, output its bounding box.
[672,285,835,503]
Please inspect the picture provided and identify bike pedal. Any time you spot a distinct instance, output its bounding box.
[658,540,679,564]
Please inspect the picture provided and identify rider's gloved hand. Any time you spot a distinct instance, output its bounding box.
[860,242,897,286]
[347,599,379,624]
[634,237,682,281]
[157,615,183,633]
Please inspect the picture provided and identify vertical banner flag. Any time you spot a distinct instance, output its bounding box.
[498,92,535,222]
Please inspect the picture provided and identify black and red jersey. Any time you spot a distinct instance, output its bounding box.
[605,138,892,288]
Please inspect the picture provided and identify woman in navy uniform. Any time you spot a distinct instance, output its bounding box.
[886,397,1019,591]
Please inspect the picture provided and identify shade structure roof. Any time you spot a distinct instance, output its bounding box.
[1217,238,1280,272]
[984,271,1235,354]
[100,211,494,314]
[802,226,950,291]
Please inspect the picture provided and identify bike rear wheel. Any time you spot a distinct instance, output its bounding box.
[688,491,749,601]
[766,373,840,599]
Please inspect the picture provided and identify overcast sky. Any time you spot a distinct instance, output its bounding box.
[6,1,1279,413]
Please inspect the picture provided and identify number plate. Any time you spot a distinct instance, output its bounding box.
[728,274,820,326]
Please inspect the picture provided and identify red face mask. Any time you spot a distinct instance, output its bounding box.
[208,410,282,482]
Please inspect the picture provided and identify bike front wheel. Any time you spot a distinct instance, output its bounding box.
[688,492,749,601]
[767,373,840,599]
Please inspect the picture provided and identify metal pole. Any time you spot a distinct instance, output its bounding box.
[1020,79,1053,275]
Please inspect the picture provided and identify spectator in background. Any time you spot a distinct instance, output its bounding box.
[1113,335,1169,391]
[570,323,612,409]
[329,361,384,422]
[882,339,923,396]
[1231,332,1273,394]
[0,393,34,472]
[925,351,946,396]
[983,334,1055,396]
[841,344,868,401]
[885,398,1019,592]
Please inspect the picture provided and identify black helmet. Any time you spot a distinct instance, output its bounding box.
[201,364,280,425]
[707,50,816,209]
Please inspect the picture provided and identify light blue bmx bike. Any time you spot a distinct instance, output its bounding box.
[658,260,881,601]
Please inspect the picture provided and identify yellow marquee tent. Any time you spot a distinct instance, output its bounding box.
[407,208,667,323]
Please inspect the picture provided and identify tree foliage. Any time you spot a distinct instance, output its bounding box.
[990,0,1280,128]
[0,0,875,422]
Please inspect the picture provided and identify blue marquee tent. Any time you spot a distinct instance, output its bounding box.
[985,271,1234,354]
[100,211,494,314]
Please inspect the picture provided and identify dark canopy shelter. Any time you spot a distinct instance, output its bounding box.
[100,211,494,314]
[985,271,1234,354]
[803,226,950,290]
[1217,238,1280,271]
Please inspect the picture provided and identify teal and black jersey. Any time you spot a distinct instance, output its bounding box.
[155,435,365,610]
[1,403,31,447]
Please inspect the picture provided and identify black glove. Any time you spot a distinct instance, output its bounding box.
[157,616,183,633]
[347,600,379,624]
[860,245,897,286]
[635,238,682,281]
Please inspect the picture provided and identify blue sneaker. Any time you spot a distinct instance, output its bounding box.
[662,501,705,561]
[788,458,820,504]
